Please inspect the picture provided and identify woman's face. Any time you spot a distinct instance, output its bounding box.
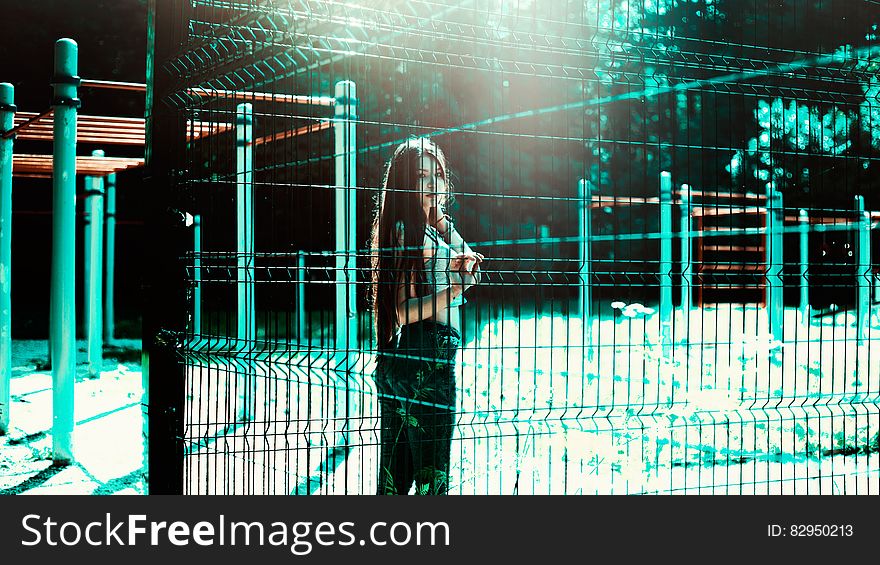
[416,153,448,221]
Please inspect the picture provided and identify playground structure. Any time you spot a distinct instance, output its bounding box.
[1,36,354,462]
[0,40,148,460]
[0,42,168,463]
[580,173,880,349]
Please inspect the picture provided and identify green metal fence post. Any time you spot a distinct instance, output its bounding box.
[296,251,305,342]
[0,83,14,435]
[767,190,784,342]
[680,184,692,311]
[578,179,592,357]
[799,209,809,327]
[855,196,870,343]
[51,38,79,463]
[84,175,92,312]
[334,79,357,477]
[235,102,254,422]
[659,171,673,350]
[193,213,201,335]
[83,151,105,378]
[679,184,692,345]
[236,103,254,343]
[104,172,116,342]
[334,80,357,360]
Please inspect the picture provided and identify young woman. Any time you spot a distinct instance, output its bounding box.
[370,137,483,495]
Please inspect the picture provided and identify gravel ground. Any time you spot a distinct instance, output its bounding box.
[0,339,144,495]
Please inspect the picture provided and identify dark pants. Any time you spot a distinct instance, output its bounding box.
[375,320,461,495]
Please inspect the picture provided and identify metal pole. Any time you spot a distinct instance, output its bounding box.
[855,196,870,343]
[235,102,254,422]
[51,39,79,463]
[680,184,692,313]
[104,172,116,342]
[578,179,592,355]
[334,80,357,479]
[296,251,305,342]
[767,190,784,342]
[679,183,692,347]
[334,80,357,360]
[193,214,201,335]
[659,171,673,349]
[799,209,809,326]
[84,174,91,331]
[84,151,104,378]
[0,83,14,435]
[236,103,254,343]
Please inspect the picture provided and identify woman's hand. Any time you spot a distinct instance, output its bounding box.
[428,206,452,235]
[450,252,483,293]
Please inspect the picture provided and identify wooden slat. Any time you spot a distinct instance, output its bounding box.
[589,196,660,208]
[699,264,765,272]
[13,112,230,143]
[253,120,332,146]
[692,206,766,217]
[80,79,147,92]
[704,226,766,233]
[187,87,336,107]
[14,112,144,126]
[17,135,144,146]
[677,189,767,200]
[703,245,764,252]
[782,216,865,225]
[187,121,233,140]
[21,122,145,132]
[13,154,145,176]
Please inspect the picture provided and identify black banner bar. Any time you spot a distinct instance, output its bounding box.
[1,496,876,562]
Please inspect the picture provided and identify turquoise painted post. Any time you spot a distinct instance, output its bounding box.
[235,102,254,422]
[51,39,79,463]
[193,214,201,335]
[0,83,14,435]
[296,251,305,342]
[83,174,92,321]
[334,80,357,360]
[855,196,870,343]
[679,184,692,347]
[104,172,116,342]
[799,209,809,326]
[680,184,692,313]
[334,80,357,475]
[767,190,784,342]
[578,179,592,357]
[236,103,254,344]
[84,151,104,378]
[659,172,673,349]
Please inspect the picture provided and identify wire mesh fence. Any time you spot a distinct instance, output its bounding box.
[149,0,880,494]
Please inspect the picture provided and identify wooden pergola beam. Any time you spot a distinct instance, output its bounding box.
[11,111,232,144]
[253,120,332,146]
[80,79,147,92]
[13,154,145,176]
[187,87,336,107]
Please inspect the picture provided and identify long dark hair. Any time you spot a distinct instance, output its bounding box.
[370,137,450,350]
